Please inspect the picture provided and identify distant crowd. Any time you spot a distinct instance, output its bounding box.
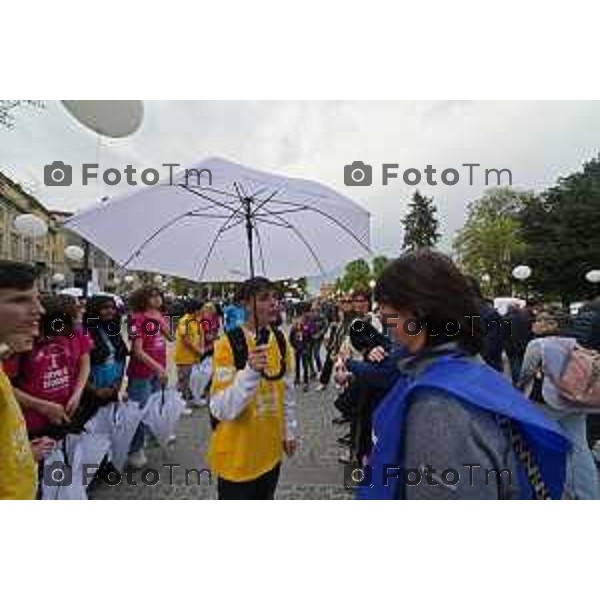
[2,250,600,500]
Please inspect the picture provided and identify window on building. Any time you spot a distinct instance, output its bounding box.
[11,233,21,261]
[24,238,33,261]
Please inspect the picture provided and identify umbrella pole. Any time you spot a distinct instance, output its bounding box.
[244,198,259,338]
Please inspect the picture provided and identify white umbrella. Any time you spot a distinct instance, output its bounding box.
[64,157,371,282]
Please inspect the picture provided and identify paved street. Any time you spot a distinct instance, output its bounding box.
[90,383,353,500]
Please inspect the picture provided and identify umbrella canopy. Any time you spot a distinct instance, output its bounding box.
[64,157,370,282]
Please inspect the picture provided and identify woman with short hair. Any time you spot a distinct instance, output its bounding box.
[358,250,570,500]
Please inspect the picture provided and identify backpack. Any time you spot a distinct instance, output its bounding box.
[556,344,600,406]
[209,326,288,429]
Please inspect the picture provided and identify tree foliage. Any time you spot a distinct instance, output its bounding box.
[520,156,600,303]
[401,191,440,250]
[453,187,533,296]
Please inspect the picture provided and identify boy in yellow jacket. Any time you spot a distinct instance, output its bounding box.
[207,277,297,499]
[0,261,48,500]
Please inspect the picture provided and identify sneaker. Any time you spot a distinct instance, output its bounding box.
[168,434,177,445]
[316,384,326,392]
[181,406,193,416]
[128,449,147,469]
[303,383,309,393]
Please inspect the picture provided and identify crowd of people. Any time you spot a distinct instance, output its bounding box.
[1,250,600,500]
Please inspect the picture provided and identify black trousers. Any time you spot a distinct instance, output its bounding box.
[294,351,310,385]
[217,463,281,500]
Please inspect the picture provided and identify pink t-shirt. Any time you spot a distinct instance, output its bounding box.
[127,312,168,379]
[19,330,92,434]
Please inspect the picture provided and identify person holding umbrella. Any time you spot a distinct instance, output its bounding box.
[207,277,297,500]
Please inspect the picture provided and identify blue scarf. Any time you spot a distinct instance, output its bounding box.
[357,354,570,500]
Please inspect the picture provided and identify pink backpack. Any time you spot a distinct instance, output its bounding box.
[556,344,600,406]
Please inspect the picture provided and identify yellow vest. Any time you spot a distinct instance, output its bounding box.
[207,329,293,482]
[0,367,37,499]
[174,313,203,365]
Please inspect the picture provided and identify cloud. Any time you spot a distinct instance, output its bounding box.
[1,100,598,258]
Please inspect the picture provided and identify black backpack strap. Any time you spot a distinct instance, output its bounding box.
[272,327,288,377]
[211,327,247,431]
[226,327,249,371]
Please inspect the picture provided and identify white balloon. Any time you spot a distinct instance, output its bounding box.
[512,265,532,281]
[153,274,163,284]
[112,277,121,285]
[585,270,600,284]
[65,245,85,261]
[52,273,66,284]
[13,213,48,238]
[61,100,144,138]
[124,275,135,284]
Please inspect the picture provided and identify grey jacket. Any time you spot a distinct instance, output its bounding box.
[397,346,522,499]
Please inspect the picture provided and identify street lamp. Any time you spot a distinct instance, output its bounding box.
[585,269,600,284]
[585,269,600,297]
[13,213,48,238]
[512,265,532,302]
[64,245,85,261]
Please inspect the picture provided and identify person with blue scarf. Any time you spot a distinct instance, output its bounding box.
[357,250,570,500]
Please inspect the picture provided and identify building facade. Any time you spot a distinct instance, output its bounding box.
[0,171,118,291]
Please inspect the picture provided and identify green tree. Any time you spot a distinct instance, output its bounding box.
[520,156,600,304]
[401,191,440,250]
[372,255,389,279]
[453,187,532,296]
[339,258,371,292]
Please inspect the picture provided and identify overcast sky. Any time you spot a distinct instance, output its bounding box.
[1,100,599,258]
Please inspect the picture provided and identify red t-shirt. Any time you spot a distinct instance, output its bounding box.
[127,312,168,379]
[14,330,92,434]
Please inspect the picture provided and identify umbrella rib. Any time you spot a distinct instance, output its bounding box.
[180,185,239,214]
[264,199,371,252]
[121,210,198,269]
[250,188,282,216]
[195,201,248,281]
[252,219,268,275]
[254,206,309,218]
[252,212,325,274]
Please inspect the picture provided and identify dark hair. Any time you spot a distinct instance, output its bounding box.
[185,299,203,314]
[374,249,482,354]
[465,275,482,298]
[352,289,371,312]
[235,277,274,303]
[351,290,369,302]
[129,286,162,313]
[84,295,128,365]
[39,294,75,338]
[0,260,39,290]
